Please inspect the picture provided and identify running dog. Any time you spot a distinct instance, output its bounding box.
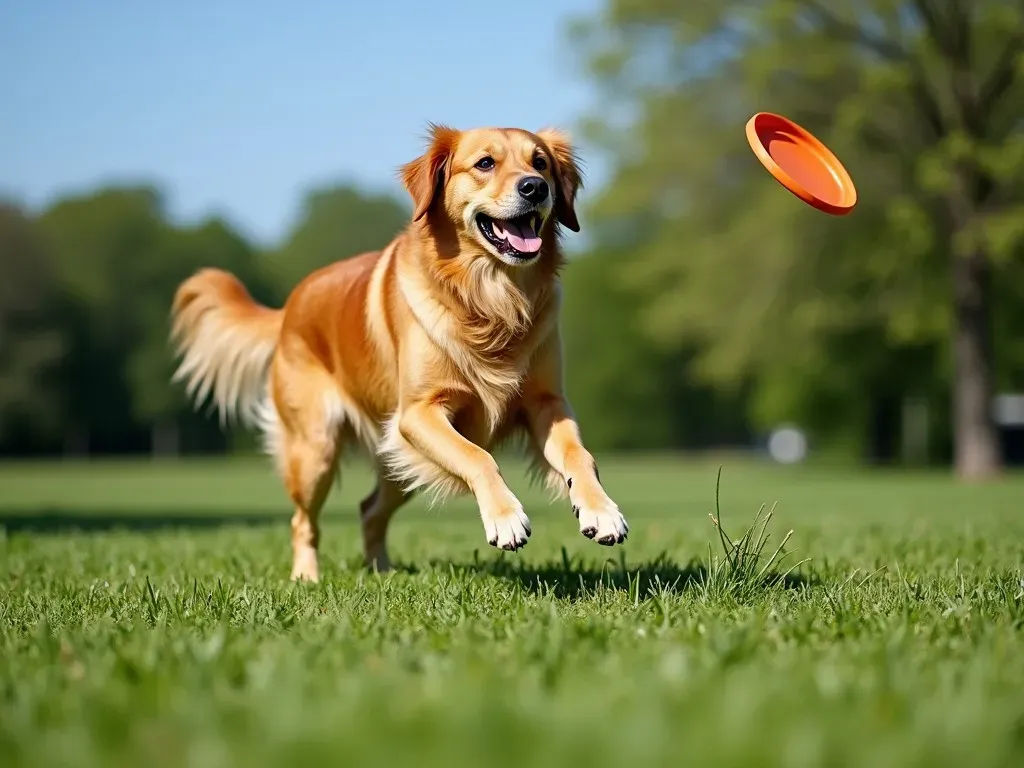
[170,124,629,581]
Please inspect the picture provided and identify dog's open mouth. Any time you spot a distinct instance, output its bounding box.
[476,212,543,259]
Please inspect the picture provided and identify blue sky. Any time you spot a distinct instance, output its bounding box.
[1,0,606,247]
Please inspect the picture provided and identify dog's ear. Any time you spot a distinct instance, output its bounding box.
[400,123,459,222]
[536,128,584,232]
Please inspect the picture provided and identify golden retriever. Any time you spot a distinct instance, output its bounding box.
[169,124,629,581]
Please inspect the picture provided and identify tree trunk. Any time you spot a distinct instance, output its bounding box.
[951,244,1002,479]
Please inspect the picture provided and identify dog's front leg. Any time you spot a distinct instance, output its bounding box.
[524,393,629,545]
[398,398,532,551]
[523,335,629,546]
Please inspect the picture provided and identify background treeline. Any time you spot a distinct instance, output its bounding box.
[0,185,409,458]
[2,0,1023,477]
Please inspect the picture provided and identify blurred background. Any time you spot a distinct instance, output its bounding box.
[2,0,1023,479]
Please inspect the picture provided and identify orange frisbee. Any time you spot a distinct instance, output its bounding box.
[745,112,857,215]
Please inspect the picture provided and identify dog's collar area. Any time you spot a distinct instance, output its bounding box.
[476,212,543,261]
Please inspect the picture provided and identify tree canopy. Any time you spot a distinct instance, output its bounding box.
[570,0,1024,475]
[0,183,411,457]
[2,3,1022,475]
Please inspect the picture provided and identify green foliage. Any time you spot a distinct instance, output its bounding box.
[0,204,65,448]
[38,187,168,452]
[561,249,751,451]
[264,184,410,294]
[126,218,270,425]
[2,458,1024,766]
[560,249,677,449]
[0,180,414,456]
[570,0,1024,460]
[3,2,1023,465]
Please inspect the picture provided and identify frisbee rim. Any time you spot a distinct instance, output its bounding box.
[745,112,857,216]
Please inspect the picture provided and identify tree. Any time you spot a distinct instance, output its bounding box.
[572,0,1024,476]
[264,184,410,294]
[37,186,166,454]
[0,203,65,453]
[127,217,275,455]
[560,249,751,452]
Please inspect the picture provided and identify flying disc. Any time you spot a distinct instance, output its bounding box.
[745,112,857,215]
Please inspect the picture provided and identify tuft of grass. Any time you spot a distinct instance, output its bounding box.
[701,466,811,601]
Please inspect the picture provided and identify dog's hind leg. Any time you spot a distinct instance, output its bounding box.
[359,468,411,573]
[283,428,339,583]
[266,360,344,583]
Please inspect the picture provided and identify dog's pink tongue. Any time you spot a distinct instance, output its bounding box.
[494,219,542,253]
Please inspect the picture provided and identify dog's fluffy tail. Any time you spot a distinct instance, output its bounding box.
[170,268,283,427]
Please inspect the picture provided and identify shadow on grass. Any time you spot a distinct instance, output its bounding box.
[400,549,815,602]
[0,508,290,534]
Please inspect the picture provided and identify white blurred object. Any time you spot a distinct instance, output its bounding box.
[767,425,807,464]
[993,394,1024,427]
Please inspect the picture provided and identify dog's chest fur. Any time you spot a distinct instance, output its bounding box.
[396,263,556,439]
[444,299,553,433]
[453,312,552,440]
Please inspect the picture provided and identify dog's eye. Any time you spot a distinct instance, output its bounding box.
[475,156,495,171]
[532,155,548,172]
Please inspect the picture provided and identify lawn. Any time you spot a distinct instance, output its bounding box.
[1,455,1023,768]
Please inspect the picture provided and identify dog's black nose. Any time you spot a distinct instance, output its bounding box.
[517,175,549,205]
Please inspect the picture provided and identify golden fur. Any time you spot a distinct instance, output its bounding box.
[170,125,629,581]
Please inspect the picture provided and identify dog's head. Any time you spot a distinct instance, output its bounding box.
[400,125,583,267]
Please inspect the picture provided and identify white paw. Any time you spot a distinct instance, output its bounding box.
[290,548,321,582]
[573,494,629,546]
[482,493,532,552]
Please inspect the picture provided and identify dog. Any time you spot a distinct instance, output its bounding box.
[169,124,629,582]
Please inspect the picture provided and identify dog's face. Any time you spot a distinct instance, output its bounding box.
[401,125,582,267]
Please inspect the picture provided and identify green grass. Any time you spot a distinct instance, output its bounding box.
[2,455,1024,767]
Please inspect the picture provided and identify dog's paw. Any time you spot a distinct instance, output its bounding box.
[572,494,629,546]
[482,492,532,552]
[290,548,321,582]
